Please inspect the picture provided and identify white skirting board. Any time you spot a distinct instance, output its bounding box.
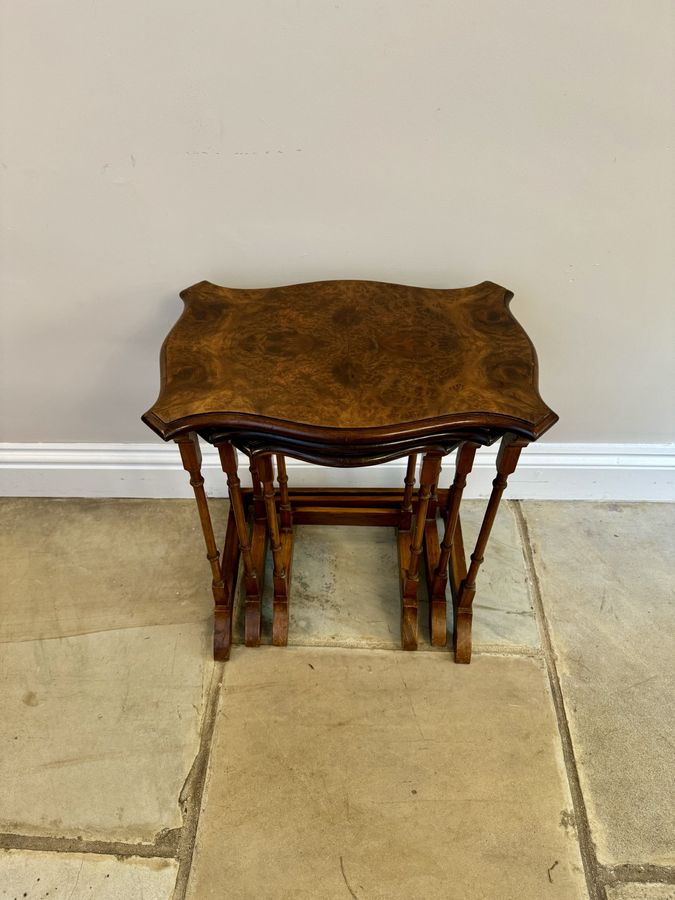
[0,442,673,501]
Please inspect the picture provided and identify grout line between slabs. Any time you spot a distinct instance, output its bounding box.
[601,863,675,887]
[513,500,605,900]
[171,660,225,900]
[0,831,179,859]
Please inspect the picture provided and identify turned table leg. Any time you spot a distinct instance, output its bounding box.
[400,454,418,531]
[259,454,294,646]
[248,456,269,634]
[453,434,527,663]
[399,451,443,650]
[421,460,445,646]
[218,443,262,647]
[175,432,232,661]
[427,442,479,646]
[249,456,266,522]
[276,454,293,533]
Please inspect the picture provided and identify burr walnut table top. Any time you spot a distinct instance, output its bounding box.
[142,279,557,448]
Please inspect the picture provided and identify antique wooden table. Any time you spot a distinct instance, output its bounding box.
[142,279,557,663]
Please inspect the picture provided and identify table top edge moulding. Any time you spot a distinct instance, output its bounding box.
[141,278,558,457]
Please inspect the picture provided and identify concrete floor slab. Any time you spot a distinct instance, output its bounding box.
[235,501,538,653]
[521,502,675,867]
[0,623,212,842]
[186,647,585,900]
[606,885,675,900]
[0,849,177,899]
[0,498,226,642]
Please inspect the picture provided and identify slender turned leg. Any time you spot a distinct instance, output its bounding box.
[422,462,444,644]
[429,442,479,645]
[247,456,269,626]
[427,466,440,521]
[175,433,231,661]
[400,454,418,531]
[399,451,443,650]
[259,455,293,645]
[398,454,417,645]
[218,443,262,647]
[276,454,293,532]
[249,457,266,522]
[454,434,527,663]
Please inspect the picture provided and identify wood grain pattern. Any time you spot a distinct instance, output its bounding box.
[142,279,557,453]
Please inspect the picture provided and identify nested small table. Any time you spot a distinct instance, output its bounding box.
[142,279,557,663]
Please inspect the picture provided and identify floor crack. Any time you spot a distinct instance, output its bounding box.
[513,501,605,900]
[339,855,359,899]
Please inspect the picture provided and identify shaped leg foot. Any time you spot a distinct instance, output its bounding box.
[430,599,447,647]
[401,604,418,651]
[454,608,473,664]
[272,602,289,646]
[214,606,232,660]
[245,600,262,647]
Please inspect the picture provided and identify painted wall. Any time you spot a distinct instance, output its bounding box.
[1,0,673,443]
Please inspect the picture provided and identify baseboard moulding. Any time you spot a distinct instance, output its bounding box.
[0,442,673,502]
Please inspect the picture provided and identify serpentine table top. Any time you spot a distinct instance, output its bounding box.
[142,279,557,462]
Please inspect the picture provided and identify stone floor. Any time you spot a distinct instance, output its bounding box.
[0,498,673,899]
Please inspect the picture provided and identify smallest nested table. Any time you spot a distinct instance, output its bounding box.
[142,279,557,663]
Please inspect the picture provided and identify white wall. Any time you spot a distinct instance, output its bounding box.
[1,0,674,445]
